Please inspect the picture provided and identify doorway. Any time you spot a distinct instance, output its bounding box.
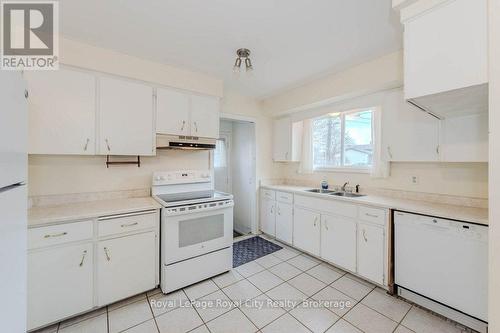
[214,116,257,237]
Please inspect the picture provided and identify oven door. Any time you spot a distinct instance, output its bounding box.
[162,205,233,264]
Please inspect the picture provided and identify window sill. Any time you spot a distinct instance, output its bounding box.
[313,167,372,174]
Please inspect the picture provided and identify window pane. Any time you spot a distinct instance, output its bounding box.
[343,110,373,167]
[214,139,227,168]
[313,114,342,168]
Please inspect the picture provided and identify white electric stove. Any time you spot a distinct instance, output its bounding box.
[152,170,234,294]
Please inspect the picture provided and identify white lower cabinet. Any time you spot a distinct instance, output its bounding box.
[260,198,276,236]
[97,232,156,306]
[275,202,293,244]
[357,222,385,285]
[293,207,320,256]
[28,210,160,330]
[28,243,93,330]
[320,214,357,272]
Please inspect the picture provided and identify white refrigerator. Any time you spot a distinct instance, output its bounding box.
[0,71,28,333]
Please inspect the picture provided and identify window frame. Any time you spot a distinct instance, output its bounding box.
[312,108,374,173]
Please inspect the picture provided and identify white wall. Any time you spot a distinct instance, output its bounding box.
[489,0,500,329]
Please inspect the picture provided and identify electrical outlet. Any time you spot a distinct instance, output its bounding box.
[411,176,419,184]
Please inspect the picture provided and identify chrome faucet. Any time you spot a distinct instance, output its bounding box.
[341,181,349,192]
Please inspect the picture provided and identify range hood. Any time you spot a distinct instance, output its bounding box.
[156,134,216,150]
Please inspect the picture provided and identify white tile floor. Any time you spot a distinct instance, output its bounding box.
[33,237,474,333]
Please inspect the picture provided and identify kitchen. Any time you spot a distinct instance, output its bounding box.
[0,0,499,333]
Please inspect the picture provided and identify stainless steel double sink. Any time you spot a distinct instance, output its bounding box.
[305,188,366,198]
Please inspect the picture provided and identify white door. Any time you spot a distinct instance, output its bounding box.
[99,77,154,155]
[28,243,93,330]
[383,90,440,162]
[321,214,356,272]
[260,198,275,236]
[293,207,320,256]
[273,118,291,161]
[0,71,27,188]
[156,87,190,136]
[276,202,293,244]
[25,68,96,155]
[357,223,385,285]
[0,185,27,333]
[97,232,156,306]
[190,94,220,138]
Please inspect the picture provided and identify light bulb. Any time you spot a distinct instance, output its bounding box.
[233,57,242,72]
[245,58,253,72]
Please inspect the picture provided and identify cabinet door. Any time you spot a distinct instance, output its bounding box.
[156,88,190,136]
[382,90,440,162]
[293,207,320,256]
[28,243,93,330]
[26,68,96,155]
[320,214,356,272]
[190,94,220,138]
[273,118,291,161]
[97,232,156,306]
[260,198,275,236]
[440,113,488,162]
[276,202,293,244]
[358,223,385,285]
[404,0,487,99]
[99,77,154,155]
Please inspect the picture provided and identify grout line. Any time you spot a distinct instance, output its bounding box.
[145,293,161,333]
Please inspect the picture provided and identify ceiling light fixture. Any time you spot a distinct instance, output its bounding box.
[233,48,253,73]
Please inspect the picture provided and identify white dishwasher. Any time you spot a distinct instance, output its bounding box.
[394,211,488,332]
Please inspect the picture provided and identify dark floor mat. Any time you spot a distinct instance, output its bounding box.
[233,236,282,268]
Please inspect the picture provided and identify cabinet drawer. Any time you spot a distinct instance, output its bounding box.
[358,206,387,226]
[261,189,276,200]
[98,211,157,237]
[276,191,293,204]
[294,195,357,218]
[29,220,93,250]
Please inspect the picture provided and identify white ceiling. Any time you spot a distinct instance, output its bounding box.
[59,0,402,98]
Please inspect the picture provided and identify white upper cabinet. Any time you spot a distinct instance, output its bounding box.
[273,118,302,162]
[440,113,489,162]
[190,94,220,138]
[383,90,440,162]
[99,77,155,156]
[156,88,190,136]
[156,88,220,139]
[26,68,96,155]
[396,0,488,117]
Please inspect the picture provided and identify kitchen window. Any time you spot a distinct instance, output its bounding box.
[312,109,374,171]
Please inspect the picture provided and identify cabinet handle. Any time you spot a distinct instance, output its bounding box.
[270,206,274,214]
[194,121,198,132]
[24,89,29,99]
[313,216,318,227]
[436,145,440,155]
[324,220,329,231]
[362,229,368,242]
[285,152,289,160]
[105,139,111,151]
[387,146,393,159]
[104,247,111,261]
[121,222,138,228]
[79,250,88,267]
[44,232,67,238]
[181,120,186,131]
[83,138,90,151]
[365,213,379,218]
[277,207,281,215]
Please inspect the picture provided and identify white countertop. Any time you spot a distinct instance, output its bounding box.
[261,184,488,226]
[28,197,162,228]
